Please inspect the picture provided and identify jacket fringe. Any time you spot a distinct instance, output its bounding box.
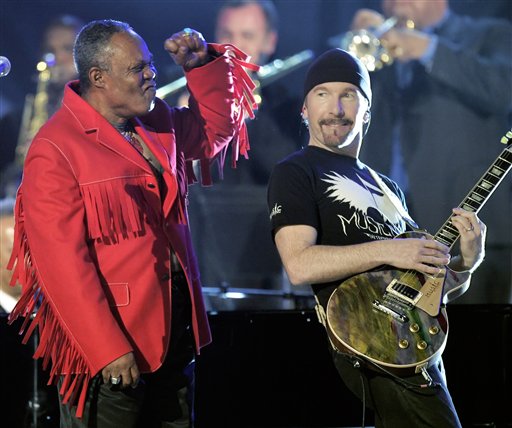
[80,177,161,242]
[197,43,259,186]
[215,43,259,167]
[7,195,91,418]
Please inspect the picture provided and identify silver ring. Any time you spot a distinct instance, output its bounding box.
[183,27,193,37]
[465,226,474,232]
[110,376,121,385]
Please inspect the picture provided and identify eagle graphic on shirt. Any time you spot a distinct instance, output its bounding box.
[323,171,405,237]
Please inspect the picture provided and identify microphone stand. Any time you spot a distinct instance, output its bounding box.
[24,313,41,428]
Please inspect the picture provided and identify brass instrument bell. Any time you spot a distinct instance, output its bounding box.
[338,16,414,72]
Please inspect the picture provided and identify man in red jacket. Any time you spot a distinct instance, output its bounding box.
[7,19,257,427]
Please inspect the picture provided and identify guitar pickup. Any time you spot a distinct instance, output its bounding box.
[386,279,422,306]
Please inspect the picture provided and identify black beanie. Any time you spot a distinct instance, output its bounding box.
[303,48,372,106]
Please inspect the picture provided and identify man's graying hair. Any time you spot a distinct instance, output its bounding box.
[74,19,133,93]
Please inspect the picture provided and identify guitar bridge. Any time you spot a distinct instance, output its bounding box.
[386,279,422,306]
[372,299,408,323]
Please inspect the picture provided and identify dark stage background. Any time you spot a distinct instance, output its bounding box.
[2,305,512,427]
[0,1,512,427]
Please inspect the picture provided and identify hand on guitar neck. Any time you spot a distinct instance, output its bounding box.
[448,207,486,273]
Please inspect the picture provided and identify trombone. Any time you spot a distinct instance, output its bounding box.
[156,49,314,100]
[329,16,414,72]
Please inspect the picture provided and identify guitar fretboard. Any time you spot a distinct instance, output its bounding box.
[435,131,512,249]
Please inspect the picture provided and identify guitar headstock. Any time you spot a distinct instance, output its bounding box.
[500,129,512,146]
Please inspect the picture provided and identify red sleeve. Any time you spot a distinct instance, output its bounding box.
[174,43,259,185]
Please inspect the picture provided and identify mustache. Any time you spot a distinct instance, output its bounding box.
[319,117,353,126]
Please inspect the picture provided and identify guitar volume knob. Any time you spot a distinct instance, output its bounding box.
[399,339,409,349]
[429,326,440,335]
[417,340,428,350]
[409,323,420,333]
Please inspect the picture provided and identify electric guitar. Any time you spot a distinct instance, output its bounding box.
[326,130,512,377]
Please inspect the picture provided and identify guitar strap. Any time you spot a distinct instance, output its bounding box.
[366,166,420,231]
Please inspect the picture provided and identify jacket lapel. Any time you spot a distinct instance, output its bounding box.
[62,83,153,173]
[133,118,179,217]
[95,125,153,174]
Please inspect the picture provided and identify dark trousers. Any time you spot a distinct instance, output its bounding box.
[59,274,195,428]
[332,349,462,428]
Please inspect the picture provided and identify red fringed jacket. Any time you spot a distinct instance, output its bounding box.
[7,44,257,417]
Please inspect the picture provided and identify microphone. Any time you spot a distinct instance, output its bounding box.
[0,56,11,77]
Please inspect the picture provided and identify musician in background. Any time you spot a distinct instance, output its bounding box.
[194,0,303,184]
[346,0,512,303]
[39,15,83,116]
[0,15,84,198]
[216,0,276,72]
[188,0,305,298]
[268,48,486,427]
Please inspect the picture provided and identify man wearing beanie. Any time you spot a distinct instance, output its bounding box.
[267,48,486,427]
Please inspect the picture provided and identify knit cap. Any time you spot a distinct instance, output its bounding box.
[303,48,371,106]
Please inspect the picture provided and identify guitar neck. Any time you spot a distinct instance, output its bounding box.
[435,133,512,249]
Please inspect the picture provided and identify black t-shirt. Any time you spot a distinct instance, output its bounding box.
[267,145,409,305]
